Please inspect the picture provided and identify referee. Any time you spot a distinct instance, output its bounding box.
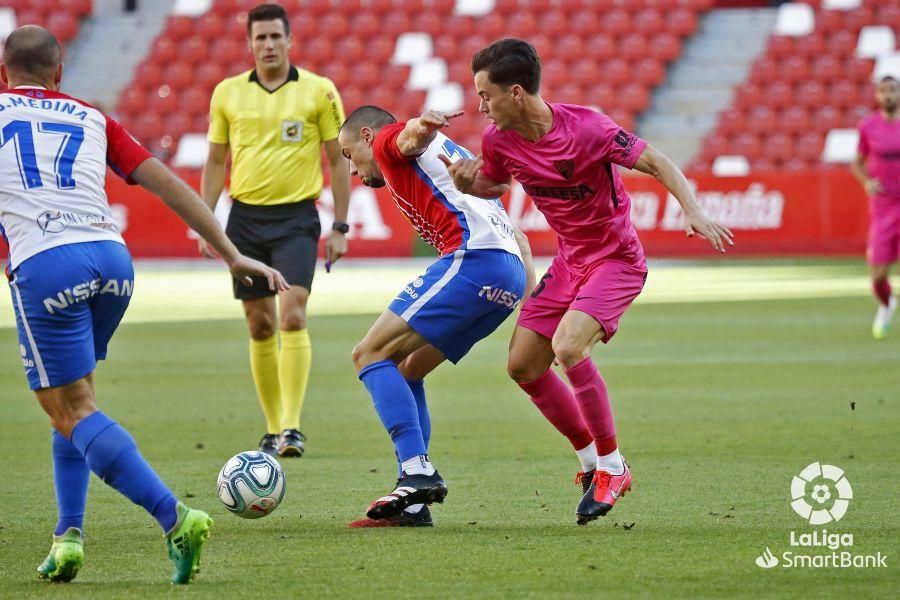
[200,3,350,457]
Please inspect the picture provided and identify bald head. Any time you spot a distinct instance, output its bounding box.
[2,26,62,87]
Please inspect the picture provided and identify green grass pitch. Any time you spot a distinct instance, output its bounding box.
[0,260,897,598]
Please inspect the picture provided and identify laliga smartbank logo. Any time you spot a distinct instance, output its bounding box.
[754,462,887,570]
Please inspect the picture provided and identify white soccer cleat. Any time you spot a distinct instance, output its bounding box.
[872,296,897,339]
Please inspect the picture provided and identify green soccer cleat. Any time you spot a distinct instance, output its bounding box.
[37,527,84,583]
[165,502,213,584]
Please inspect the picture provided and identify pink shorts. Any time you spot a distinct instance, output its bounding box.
[868,204,900,265]
[518,257,647,343]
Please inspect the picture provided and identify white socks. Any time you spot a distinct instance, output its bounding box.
[575,442,598,473]
[401,455,435,476]
[597,448,625,475]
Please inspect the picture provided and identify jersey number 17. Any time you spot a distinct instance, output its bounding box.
[0,119,84,190]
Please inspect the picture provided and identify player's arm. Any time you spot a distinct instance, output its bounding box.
[438,155,511,199]
[131,158,288,291]
[396,109,463,157]
[632,144,734,253]
[323,137,350,266]
[850,153,882,197]
[197,141,230,258]
[513,226,536,299]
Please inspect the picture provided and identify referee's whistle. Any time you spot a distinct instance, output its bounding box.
[325,260,332,273]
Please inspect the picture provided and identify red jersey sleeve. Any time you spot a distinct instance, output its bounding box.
[105,115,153,184]
[373,122,409,167]
[480,128,510,184]
[593,111,648,169]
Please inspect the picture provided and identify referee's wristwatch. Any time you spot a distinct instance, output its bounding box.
[332,221,350,234]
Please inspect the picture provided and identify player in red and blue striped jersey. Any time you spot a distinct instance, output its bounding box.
[338,106,534,526]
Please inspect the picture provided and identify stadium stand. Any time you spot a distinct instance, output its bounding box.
[109,0,714,166]
[0,0,92,91]
[694,0,900,174]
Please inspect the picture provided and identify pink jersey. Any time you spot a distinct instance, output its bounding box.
[481,103,647,268]
[858,112,900,209]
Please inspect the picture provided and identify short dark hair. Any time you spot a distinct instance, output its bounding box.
[340,105,397,138]
[2,26,61,80]
[247,3,290,37]
[471,38,541,94]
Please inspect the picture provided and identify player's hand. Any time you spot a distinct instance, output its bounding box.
[439,154,483,194]
[228,255,290,291]
[197,238,219,259]
[864,178,883,197]
[416,109,463,136]
[325,230,348,270]
[684,210,734,253]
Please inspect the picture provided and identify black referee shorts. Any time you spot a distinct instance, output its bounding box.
[225,198,321,300]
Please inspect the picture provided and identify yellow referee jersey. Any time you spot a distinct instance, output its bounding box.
[207,66,345,205]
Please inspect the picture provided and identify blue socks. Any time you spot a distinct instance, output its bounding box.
[70,411,178,533]
[359,360,427,462]
[52,430,90,536]
[406,378,431,449]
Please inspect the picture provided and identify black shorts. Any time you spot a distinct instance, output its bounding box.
[225,199,321,300]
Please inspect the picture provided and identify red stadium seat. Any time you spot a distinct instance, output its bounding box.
[605,109,634,133]
[604,9,632,33]
[585,83,615,111]
[767,35,794,59]
[571,58,598,87]
[210,38,246,65]
[380,66,409,90]
[542,59,568,90]
[779,56,809,82]
[845,105,871,127]
[827,30,857,56]
[634,58,665,87]
[621,84,650,113]
[633,9,664,34]
[339,87,365,114]
[318,62,349,89]
[180,36,209,65]
[795,132,824,162]
[845,58,875,83]
[649,32,681,63]
[844,7,876,33]
[732,133,761,160]
[165,16,193,39]
[381,13,411,38]
[604,58,630,85]
[164,113,192,140]
[506,12,538,37]
[448,61,472,86]
[700,133,728,162]
[306,37,333,63]
[348,13,379,38]
[667,8,698,37]
[765,81,794,110]
[813,9,843,34]
[716,108,742,137]
[118,88,147,116]
[749,57,777,84]
[734,83,762,110]
[164,63,194,89]
[778,105,811,136]
[555,37,585,62]
[335,37,365,62]
[459,36,490,64]
[320,13,349,37]
[195,63,227,91]
[180,87,210,117]
[46,13,78,42]
[570,11,600,38]
[618,33,649,61]
[541,11,569,37]
[411,12,444,36]
[366,37,395,63]
[796,81,826,110]
[433,35,458,60]
[585,35,616,61]
[750,157,777,172]
[814,106,843,132]
[195,13,224,39]
[877,5,900,29]
[829,80,860,109]
[348,63,379,89]
[135,62,164,89]
[747,106,777,136]
[554,83,584,105]
[793,32,826,59]
[810,55,842,84]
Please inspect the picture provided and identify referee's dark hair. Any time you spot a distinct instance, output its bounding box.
[247,3,290,37]
[340,106,397,139]
[471,38,541,95]
[2,25,61,82]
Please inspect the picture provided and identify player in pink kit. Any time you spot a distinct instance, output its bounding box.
[443,39,733,525]
[852,74,900,339]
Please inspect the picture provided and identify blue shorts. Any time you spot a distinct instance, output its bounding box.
[389,249,525,363]
[8,241,134,390]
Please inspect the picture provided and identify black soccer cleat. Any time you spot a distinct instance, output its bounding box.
[278,429,306,457]
[349,505,433,528]
[366,472,448,520]
[575,469,596,495]
[258,433,279,457]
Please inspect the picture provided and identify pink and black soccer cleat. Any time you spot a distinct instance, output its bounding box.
[575,470,595,495]
[576,463,632,525]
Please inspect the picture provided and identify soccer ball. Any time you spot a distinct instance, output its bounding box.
[216,451,286,519]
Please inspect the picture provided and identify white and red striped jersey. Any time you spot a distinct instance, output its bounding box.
[373,123,521,258]
[0,87,151,270]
